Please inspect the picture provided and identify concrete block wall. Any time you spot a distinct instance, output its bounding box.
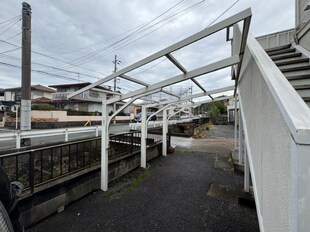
[19,143,162,228]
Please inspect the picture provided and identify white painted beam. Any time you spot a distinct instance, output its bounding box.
[165,53,187,74]
[191,78,207,93]
[120,74,149,87]
[107,56,239,104]
[68,8,251,99]
[161,90,180,99]
[92,88,121,95]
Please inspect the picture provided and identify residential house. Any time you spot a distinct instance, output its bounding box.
[4,85,55,102]
[49,82,124,114]
[1,85,55,111]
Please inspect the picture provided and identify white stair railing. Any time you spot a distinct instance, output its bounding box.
[233,24,310,232]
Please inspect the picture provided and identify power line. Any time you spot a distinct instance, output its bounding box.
[206,0,240,28]
[0,15,21,25]
[0,17,21,37]
[0,61,83,82]
[3,32,21,42]
[0,47,20,54]
[131,58,167,76]
[0,39,109,76]
[0,1,204,77]
[0,53,101,81]
[64,0,188,63]
[93,0,207,61]
[58,0,195,68]
[54,1,187,56]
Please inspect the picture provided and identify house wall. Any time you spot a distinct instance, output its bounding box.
[296,0,310,51]
[31,91,52,100]
[4,91,14,101]
[31,110,131,122]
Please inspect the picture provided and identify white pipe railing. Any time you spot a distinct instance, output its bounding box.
[0,126,101,149]
[234,23,310,231]
[129,118,194,131]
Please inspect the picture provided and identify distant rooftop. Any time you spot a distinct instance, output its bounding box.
[48,82,115,93]
[5,85,56,93]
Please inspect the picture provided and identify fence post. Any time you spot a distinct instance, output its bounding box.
[16,132,21,149]
[131,132,134,154]
[29,150,34,194]
[65,129,68,142]
[95,126,99,137]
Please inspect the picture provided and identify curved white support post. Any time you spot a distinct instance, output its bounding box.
[162,109,168,157]
[101,94,109,191]
[141,106,147,168]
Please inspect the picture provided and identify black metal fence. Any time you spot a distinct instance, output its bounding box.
[0,130,167,193]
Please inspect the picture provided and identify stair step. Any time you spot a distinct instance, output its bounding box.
[285,72,310,80]
[267,48,296,56]
[275,58,309,66]
[303,97,310,101]
[294,85,310,90]
[280,65,310,73]
[289,78,310,87]
[296,89,310,98]
[270,52,302,61]
[277,62,310,70]
[265,44,291,53]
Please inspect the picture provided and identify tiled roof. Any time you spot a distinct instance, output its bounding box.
[5,85,56,93]
[48,82,114,92]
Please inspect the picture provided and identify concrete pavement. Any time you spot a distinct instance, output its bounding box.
[29,125,259,232]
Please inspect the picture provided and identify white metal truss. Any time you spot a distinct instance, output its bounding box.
[67,8,252,191]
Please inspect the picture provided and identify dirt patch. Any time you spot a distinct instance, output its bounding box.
[103,168,152,201]
[207,183,236,202]
[213,153,234,172]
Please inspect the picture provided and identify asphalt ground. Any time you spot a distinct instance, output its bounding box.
[29,125,259,232]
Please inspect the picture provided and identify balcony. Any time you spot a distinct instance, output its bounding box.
[52,90,101,102]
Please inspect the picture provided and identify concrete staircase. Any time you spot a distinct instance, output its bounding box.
[265,44,310,107]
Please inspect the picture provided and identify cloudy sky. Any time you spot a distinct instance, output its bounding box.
[0,0,294,100]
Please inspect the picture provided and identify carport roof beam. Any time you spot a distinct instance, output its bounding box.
[67,8,251,99]
[92,87,122,95]
[161,89,181,99]
[119,74,149,87]
[191,78,207,93]
[145,85,234,108]
[106,55,239,104]
[165,53,187,74]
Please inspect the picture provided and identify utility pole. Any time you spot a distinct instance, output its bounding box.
[112,55,121,91]
[21,2,31,130]
[112,55,121,124]
[20,2,31,145]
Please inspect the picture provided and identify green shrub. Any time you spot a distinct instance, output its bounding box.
[32,104,56,111]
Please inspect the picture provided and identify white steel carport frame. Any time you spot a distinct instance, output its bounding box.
[68,8,252,191]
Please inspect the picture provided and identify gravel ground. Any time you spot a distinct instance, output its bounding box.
[29,125,259,232]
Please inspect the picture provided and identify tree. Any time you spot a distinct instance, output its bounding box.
[208,105,220,123]
[207,101,226,123]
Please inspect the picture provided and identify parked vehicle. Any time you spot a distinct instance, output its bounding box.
[134,112,157,123]
[0,166,24,232]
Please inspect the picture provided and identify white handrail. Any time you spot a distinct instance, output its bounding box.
[0,126,102,149]
[245,32,310,144]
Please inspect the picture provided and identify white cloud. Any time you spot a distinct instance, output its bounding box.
[0,0,295,97]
